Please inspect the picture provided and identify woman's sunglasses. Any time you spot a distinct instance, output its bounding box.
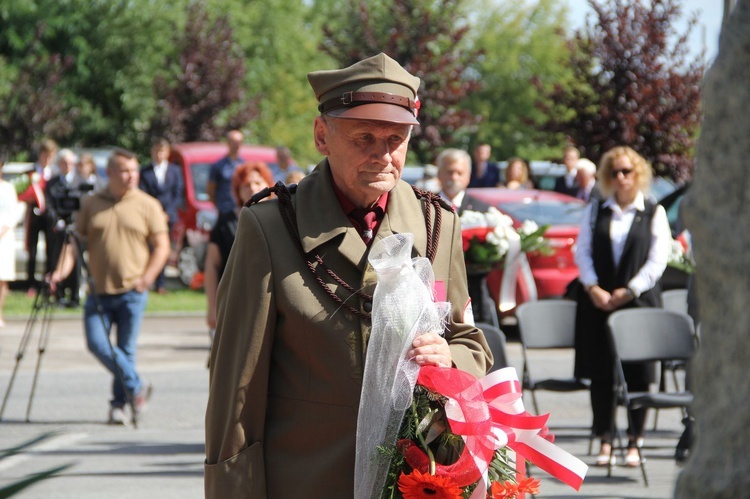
[610,168,633,178]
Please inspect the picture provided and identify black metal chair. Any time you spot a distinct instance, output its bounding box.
[606,308,696,486]
[515,300,591,415]
[475,322,509,373]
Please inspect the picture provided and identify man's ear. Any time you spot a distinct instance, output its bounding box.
[313,117,329,156]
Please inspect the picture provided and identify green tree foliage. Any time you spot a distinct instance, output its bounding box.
[0,29,76,159]
[151,1,258,143]
[463,0,573,162]
[212,0,333,165]
[0,0,178,154]
[535,0,704,182]
[320,0,482,164]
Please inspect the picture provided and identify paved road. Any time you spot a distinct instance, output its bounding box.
[0,312,687,498]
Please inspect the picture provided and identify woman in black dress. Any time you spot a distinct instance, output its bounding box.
[205,162,274,331]
[573,146,671,467]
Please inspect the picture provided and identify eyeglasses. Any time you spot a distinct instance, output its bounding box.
[610,168,633,178]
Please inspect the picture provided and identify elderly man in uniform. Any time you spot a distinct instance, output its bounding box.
[204,53,492,498]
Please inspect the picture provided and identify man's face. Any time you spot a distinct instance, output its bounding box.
[563,149,579,172]
[58,155,75,175]
[576,168,594,187]
[315,117,411,207]
[475,145,491,163]
[107,155,140,196]
[151,145,170,164]
[227,131,243,156]
[438,158,470,199]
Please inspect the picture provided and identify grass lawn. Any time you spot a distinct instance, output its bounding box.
[3,287,206,320]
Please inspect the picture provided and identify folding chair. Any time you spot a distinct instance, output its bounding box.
[516,300,593,453]
[476,322,508,373]
[606,308,696,486]
[515,300,591,414]
[653,288,690,429]
[661,289,689,315]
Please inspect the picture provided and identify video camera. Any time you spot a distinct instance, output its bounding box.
[48,182,95,224]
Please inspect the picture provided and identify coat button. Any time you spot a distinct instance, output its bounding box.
[363,301,373,313]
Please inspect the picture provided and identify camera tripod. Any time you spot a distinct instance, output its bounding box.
[0,224,142,428]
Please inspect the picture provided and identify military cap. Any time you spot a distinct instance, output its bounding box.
[307,53,421,125]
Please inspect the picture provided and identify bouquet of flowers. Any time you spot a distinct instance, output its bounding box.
[667,230,696,274]
[378,365,587,499]
[9,170,44,205]
[460,208,551,275]
[357,234,587,499]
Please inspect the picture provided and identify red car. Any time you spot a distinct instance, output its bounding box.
[169,142,278,286]
[466,188,586,322]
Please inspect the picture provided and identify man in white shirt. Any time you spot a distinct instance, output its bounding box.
[575,158,600,202]
[555,146,580,196]
[436,148,495,324]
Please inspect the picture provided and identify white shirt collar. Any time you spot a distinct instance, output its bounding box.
[440,189,465,209]
[602,190,646,213]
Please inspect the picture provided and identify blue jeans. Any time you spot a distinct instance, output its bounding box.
[84,290,148,408]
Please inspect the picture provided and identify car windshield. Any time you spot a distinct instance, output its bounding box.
[497,199,586,226]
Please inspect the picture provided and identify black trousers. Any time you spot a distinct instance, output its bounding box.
[26,209,54,287]
[591,372,649,443]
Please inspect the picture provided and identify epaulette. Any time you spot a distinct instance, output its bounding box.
[245,182,297,208]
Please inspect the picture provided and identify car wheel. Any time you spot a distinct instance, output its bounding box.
[177,246,199,286]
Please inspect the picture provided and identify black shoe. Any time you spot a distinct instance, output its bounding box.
[675,416,694,463]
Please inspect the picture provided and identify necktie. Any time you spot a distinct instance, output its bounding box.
[351,208,379,244]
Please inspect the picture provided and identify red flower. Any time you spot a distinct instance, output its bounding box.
[518,477,541,495]
[488,480,519,498]
[399,439,483,487]
[461,227,492,251]
[397,469,463,499]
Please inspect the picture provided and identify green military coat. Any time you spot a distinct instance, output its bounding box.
[205,160,492,498]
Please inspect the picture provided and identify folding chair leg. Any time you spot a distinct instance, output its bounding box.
[530,389,540,415]
[637,444,649,487]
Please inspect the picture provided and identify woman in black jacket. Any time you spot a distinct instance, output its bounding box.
[573,146,671,467]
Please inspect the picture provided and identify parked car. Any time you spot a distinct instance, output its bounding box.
[69,146,116,180]
[658,183,692,290]
[168,142,279,286]
[466,188,586,323]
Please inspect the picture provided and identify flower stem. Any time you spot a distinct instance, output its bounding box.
[411,400,436,475]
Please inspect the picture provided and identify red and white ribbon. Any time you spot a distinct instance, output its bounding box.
[407,366,587,496]
[499,233,537,312]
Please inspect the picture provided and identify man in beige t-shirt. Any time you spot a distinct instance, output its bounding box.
[52,148,169,425]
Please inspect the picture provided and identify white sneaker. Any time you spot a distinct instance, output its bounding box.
[108,406,128,425]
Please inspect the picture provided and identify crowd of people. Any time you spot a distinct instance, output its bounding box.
[0,131,303,426]
[0,51,684,492]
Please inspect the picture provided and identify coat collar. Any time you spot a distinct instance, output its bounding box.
[295,159,428,268]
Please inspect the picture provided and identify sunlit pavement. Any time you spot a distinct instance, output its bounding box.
[0,312,686,498]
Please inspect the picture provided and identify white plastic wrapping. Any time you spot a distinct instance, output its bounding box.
[353,233,450,498]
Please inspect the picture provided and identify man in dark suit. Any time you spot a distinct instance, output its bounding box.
[436,148,496,325]
[468,142,501,188]
[45,148,83,306]
[554,145,581,196]
[575,158,601,203]
[26,139,58,295]
[139,138,183,294]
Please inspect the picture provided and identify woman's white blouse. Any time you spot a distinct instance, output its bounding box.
[575,191,671,297]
